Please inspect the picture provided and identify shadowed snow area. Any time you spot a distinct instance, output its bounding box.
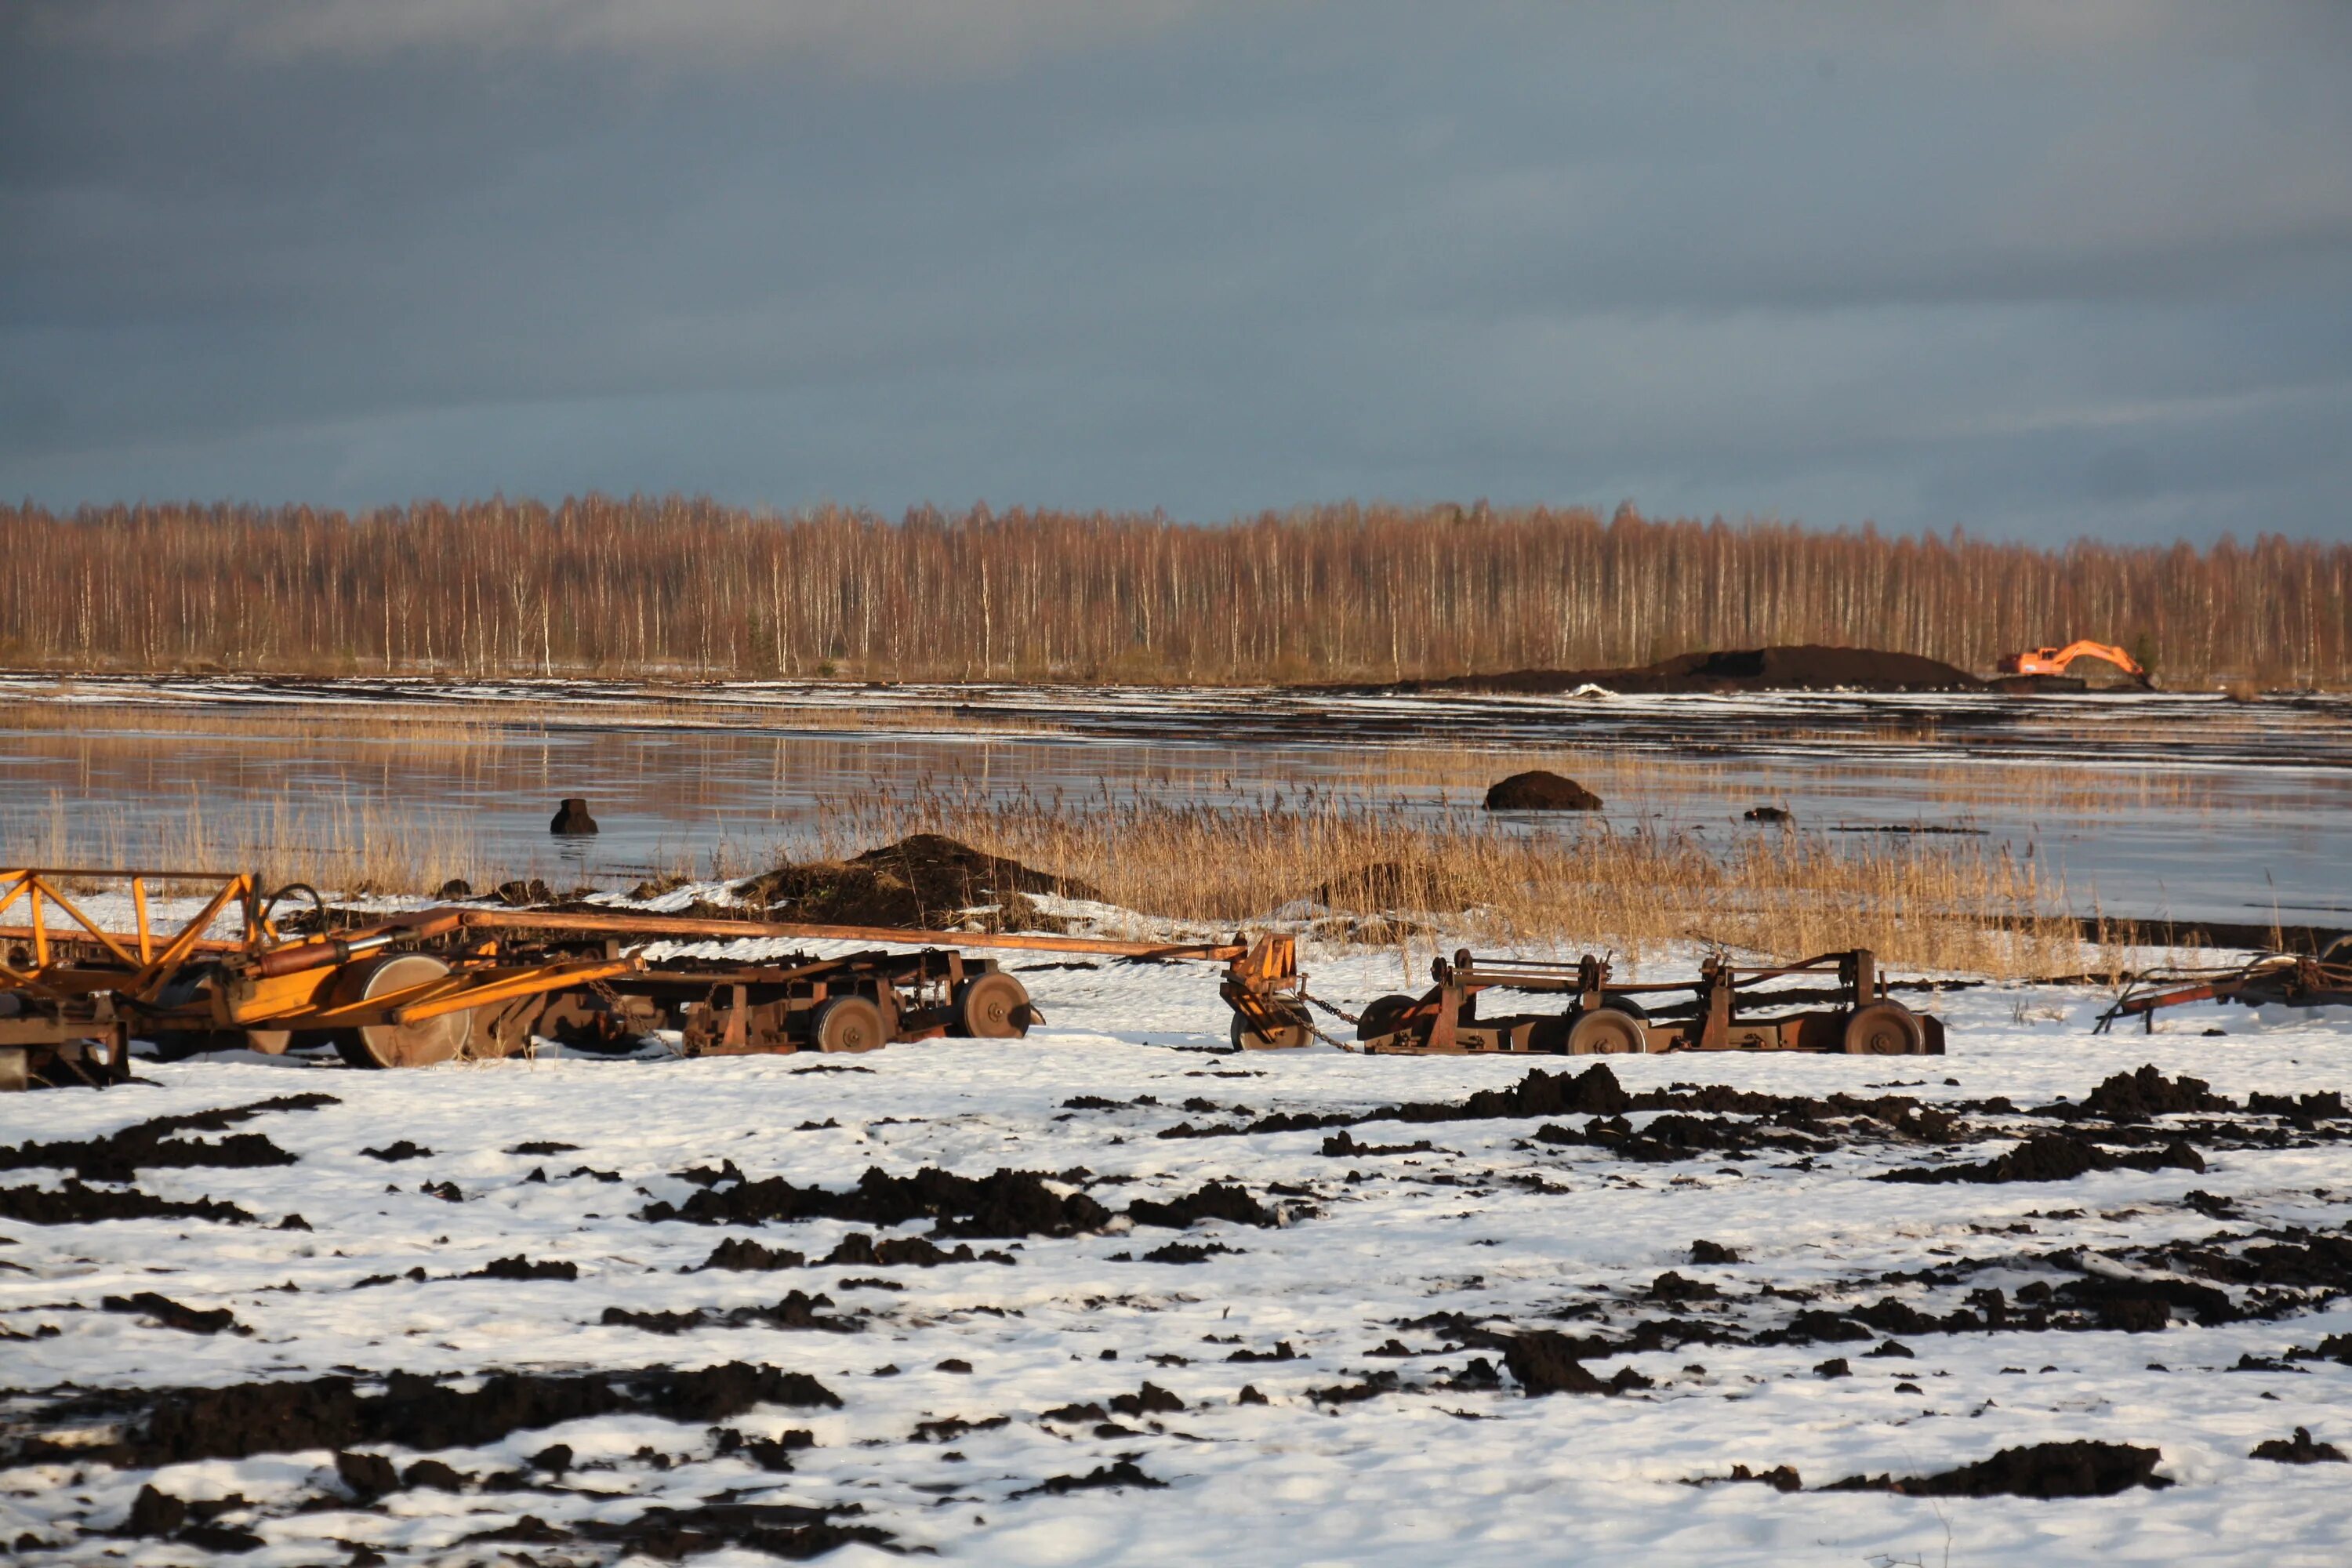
[4,949,2351,1564]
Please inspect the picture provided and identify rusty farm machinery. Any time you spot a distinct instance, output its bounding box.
[1338,947,1944,1056]
[2094,938,2352,1033]
[3,863,1955,1088]
[0,869,636,1089]
[0,866,1304,1089]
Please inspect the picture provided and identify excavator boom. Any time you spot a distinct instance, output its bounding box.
[1995,639,2147,682]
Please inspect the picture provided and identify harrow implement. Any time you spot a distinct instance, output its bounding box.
[0,868,638,1084]
[1340,947,1944,1056]
[2093,938,2352,1033]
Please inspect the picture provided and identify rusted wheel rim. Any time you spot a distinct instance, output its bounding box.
[814,995,887,1054]
[1843,1001,1926,1055]
[956,973,1031,1039]
[1231,1014,1308,1050]
[1568,1007,1646,1055]
[336,953,470,1069]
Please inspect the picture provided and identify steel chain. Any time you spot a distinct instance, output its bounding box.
[1293,988,1359,1049]
[1298,988,1360,1025]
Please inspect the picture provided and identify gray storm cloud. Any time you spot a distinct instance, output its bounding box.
[2,0,2347,541]
[24,0,1218,72]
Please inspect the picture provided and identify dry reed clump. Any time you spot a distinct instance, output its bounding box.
[9,788,499,898]
[797,789,2096,979]
[0,700,503,746]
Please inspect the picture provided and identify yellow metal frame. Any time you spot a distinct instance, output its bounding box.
[1,870,637,1041]
[0,869,268,1002]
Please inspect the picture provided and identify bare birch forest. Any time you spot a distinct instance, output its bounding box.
[3,498,2343,685]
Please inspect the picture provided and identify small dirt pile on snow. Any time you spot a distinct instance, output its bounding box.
[2071,1064,2235,1122]
[642,1163,1112,1238]
[0,1092,332,1182]
[0,1181,256,1226]
[1830,1439,2169,1498]
[1878,1131,2204,1185]
[734,833,1098,929]
[2251,1428,2347,1465]
[2,1363,840,1469]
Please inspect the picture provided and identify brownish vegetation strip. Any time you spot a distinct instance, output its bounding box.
[5,499,2344,684]
[800,791,2104,978]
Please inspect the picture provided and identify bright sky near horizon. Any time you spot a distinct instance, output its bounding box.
[4,2,2349,543]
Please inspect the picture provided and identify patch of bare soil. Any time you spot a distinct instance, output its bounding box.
[2,1363,840,1468]
[1828,1439,2169,1498]
[1124,1181,1277,1229]
[1014,1459,1167,1497]
[601,1289,858,1334]
[619,1503,893,1558]
[1178,1063,1962,1156]
[1503,1330,1653,1396]
[1878,1131,2205,1185]
[100,1293,245,1335]
[2051,1065,2235,1122]
[641,1164,1112,1238]
[0,1181,256,1226]
[0,1092,332,1182]
[2251,1428,2347,1464]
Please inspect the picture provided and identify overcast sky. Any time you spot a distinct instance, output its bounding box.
[5,2,2349,543]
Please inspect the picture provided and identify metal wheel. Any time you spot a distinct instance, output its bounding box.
[812,994,887,1054]
[332,953,471,1069]
[1842,1000,1926,1055]
[1231,1011,1309,1050]
[953,972,1033,1039]
[1356,993,1416,1042]
[1567,1005,1650,1055]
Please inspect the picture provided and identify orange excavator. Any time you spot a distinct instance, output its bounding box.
[1996,640,2151,686]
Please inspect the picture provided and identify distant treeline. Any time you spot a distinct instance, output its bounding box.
[3,497,2345,686]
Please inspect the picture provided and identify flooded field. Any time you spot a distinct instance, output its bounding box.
[2,673,2347,930]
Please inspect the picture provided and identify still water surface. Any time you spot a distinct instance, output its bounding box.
[3,674,2345,929]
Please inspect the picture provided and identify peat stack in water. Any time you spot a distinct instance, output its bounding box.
[1484,771,1602,811]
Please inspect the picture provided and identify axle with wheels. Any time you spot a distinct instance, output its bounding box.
[1349,948,1943,1057]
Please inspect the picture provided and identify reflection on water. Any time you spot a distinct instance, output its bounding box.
[2,678,2346,927]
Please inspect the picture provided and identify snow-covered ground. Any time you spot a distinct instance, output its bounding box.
[4,948,2350,1566]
